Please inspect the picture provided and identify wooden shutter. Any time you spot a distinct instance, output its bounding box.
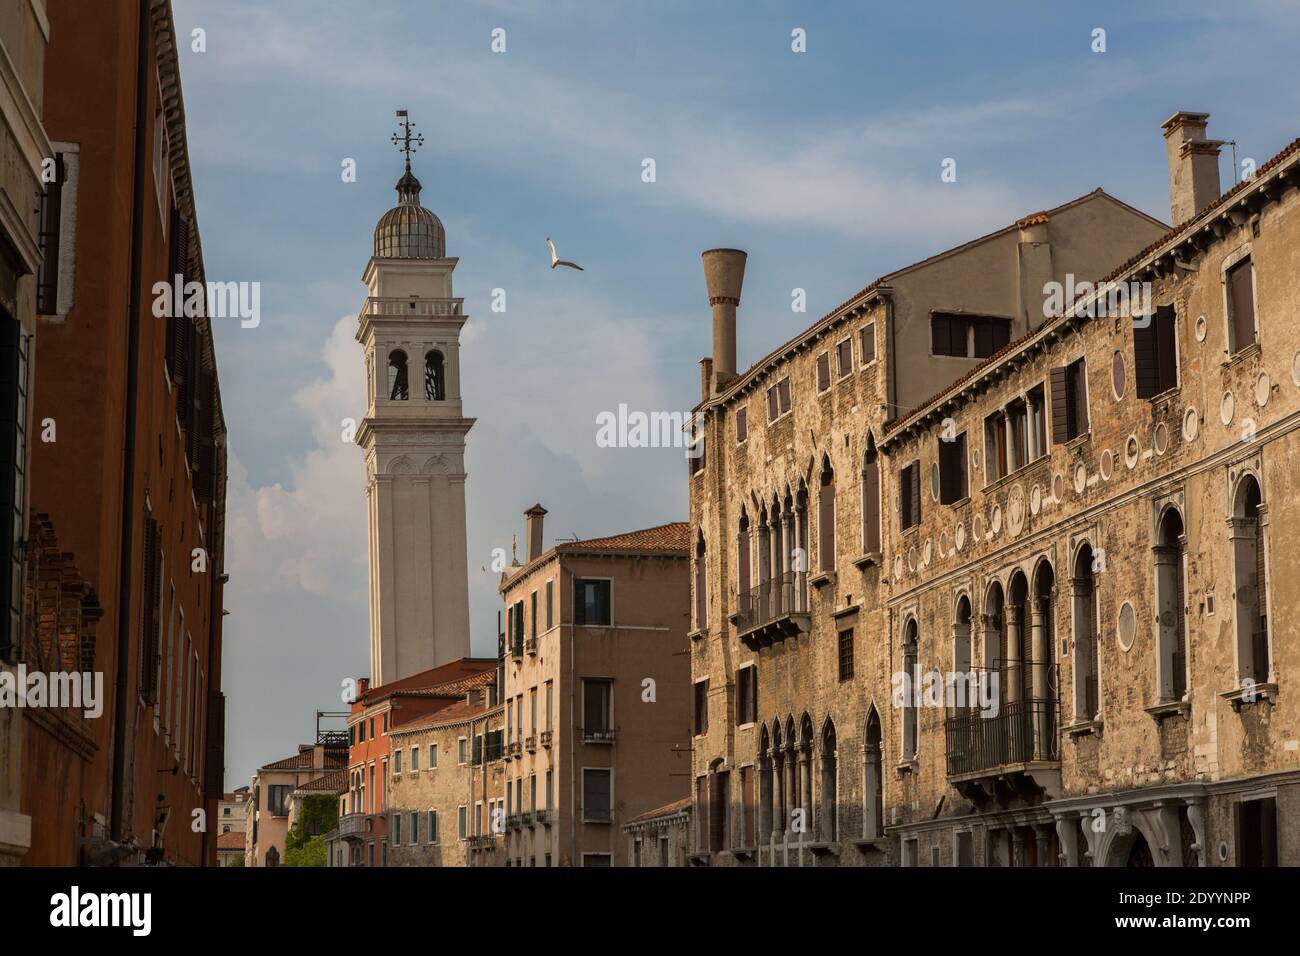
[778,377,791,414]
[816,353,830,391]
[862,323,876,363]
[767,386,778,421]
[1133,320,1158,398]
[204,690,225,797]
[1072,360,1089,435]
[1049,366,1070,444]
[863,459,880,552]
[139,518,161,703]
[737,527,750,594]
[909,462,921,528]
[736,406,747,443]
[742,767,755,845]
[1154,306,1177,393]
[1229,260,1256,352]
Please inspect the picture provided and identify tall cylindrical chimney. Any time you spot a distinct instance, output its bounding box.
[702,248,747,393]
[524,503,547,562]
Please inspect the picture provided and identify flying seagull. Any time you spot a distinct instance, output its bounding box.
[547,237,584,271]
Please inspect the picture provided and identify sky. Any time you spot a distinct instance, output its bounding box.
[167,0,1300,789]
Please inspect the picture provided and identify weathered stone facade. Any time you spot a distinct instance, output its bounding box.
[386,697,507,867]
[687,114,1299,867]
[622,797,691,867]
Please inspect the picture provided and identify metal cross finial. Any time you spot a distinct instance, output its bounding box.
[391,110,425,171]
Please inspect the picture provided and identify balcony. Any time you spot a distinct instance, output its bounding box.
[468,834,499,850]
[362,295,465,317]
[536,809,552,827]
[540,730,553,748]
[525,637,538,656]
[507,741,521,759]
[582,807,612,824]
[505,813,521,831]
[337,813,366,839]
[523,810,535,826]
[525,734,537,753]
[733,573,811,649]
[944,685,1061,806]
[581,727,615,744]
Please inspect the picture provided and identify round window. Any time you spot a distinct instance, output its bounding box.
[1112,350,1126,400]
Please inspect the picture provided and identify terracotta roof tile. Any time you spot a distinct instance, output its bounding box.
[393,699,503,735]
[557,522,690,554]
[294,770,345,794]
[216,831,245,850]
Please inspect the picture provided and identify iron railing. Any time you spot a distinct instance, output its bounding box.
[734,572,807,634]
[945,698,1060,776]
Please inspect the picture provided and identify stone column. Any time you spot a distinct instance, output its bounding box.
[1006,604,1022,704]
[772,754,785,843]
[1034,824,1053,867]
[799,748,813,838]
[785,748,798,838]
[863,744,882,840]
[1030,595,1051,757]
[1055,815,1079,867]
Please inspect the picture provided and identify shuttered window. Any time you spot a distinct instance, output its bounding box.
[836,338,853,377]
[694,536,707,629]
[938,432,968,504]
[860,322,876,363]
[736,514,750,595]
[735,406,747,444]
[1134,305,1178,398]
[736,666,757,725]
[818,462,835,571]
[709,771,729,851]
[932,314,1010,358]
[694,679,709,736]
[1227,258,1256,354]
[816,352,830,391]
[900,461,921,531]
[862,447,881,553]
[1050,358,1089,444]
[741,766,755,847]
[583,769,612,822]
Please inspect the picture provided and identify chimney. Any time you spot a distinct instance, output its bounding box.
[1161,111,1223,225]
[698,357,713,404]
[701,248,747,393]
[356,677,369,698]
[524,504,546,562]
[466,688,482,707]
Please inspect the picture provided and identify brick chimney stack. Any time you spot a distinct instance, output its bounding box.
[1162,111,1224,225]
[701,248,747,394]
[524,503,546,562]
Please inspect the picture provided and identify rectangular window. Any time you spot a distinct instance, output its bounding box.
[582,678,613,734]
[1027,384,1047,461]
[709,771,729,851]
[529,687,537,732]
[472,734,483,765]
[836,338,853,377]
[860,322,877,364]
[410,747,419,771]
[984,410,1008,483]
[429,743,438,768]
[899,460,921,531]
[393,812,402,845]
[1051,358,1089,443]
[741,766,755,847]
[816,352,831,391]
[694,679,709,736]
[546,769,553,809]
[545,579,553,629]
[573,578,611,626]
[1227,258,1256,354]
[428,810,438,844]
[696,776,708,851]
[938,432,967,504]
[932,313,962,356]
[735,666,757,726]
[530,590,537,640]
[932,313,1010,358]
[410,811,419,845]
[766,376,791,422]
[956,830,974,867]
[838,629,854,681]
[267,785,291,816]
[394,749,402,773]
[358,720,365,744]
[458,806,468,840]
[1134,304,1179,397]
[545,680,553,731]
[736,406,747,444]
[582,769,612,822]
[530,774,537,811]
[457,737,467,765]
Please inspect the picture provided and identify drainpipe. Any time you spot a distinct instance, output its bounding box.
[568,564,576,867]
[110,0,152,850]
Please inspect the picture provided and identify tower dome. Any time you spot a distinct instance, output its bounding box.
[373,166,445,259]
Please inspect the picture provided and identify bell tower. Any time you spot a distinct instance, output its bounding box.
[356,111,473,684]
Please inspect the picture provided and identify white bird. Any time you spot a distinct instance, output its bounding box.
[547,237,584,271]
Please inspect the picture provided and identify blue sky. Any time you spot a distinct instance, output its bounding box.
[167,0,1300,787]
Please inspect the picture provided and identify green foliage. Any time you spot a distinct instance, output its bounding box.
[283,794,338,868]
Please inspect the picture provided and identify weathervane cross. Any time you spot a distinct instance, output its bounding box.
[391,110,424,171]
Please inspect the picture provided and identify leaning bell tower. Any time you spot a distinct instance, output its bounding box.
[356,112,473,684]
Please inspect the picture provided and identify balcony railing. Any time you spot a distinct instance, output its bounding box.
[337,813,366,838]
[362,296,465,317]
[507,741,521,759]
[536,809,552,826]
[467,834,498,850]
[582,807,612,824]
[581,727,615,744]
[525,637,538,655]
[734,573,810,646]
[540,730,553,748]
[944,697,1060,777]
[525,734,537,752]
[505,813,521,830]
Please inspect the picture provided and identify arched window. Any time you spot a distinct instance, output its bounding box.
[818,458,836,571]
[798,714,814,832]
[387,349,409,401]
[1232,476,1269,684]
[265,845,280,867]
[819,719,837,842]
[770,720,785,843]
[1155,507,1188,702]
[424,350,445,400]
[863,708,883,840]
[902,620,919,760]
[862,435,881,554]
[1030,561,1056,757]
[694,532,707,632]
[954,596,973,711]
[758,725,774,843]
[737,509,751,599]
[1073,544,1100,721]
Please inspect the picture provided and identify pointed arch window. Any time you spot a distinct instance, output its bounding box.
[388,349,409,401]
[1232,476,1269,684]
[862,436,880,554]
[902,620,919,760]
[818,458,836,571]
[694,532,707,632]
[424,350,445,400]
[1072,544,1100,721]
[1155,508,1188,702]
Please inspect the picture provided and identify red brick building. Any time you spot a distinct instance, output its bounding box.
[22,0,227,865]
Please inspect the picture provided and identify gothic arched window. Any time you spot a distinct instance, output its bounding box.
[424,349,445,401]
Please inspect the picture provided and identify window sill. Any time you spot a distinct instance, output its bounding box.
[688,627,707,642]
[943,496,971,509]
[1221,342,1261,370]
[809,571,835,589]
[1220,682,1277,711]
[852,837,888,852]
[852,551,881,569]
[1064,432,1091,452]
[1144,699,1190,721]
[895,758,919,776]
[1065,718,1103,738]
